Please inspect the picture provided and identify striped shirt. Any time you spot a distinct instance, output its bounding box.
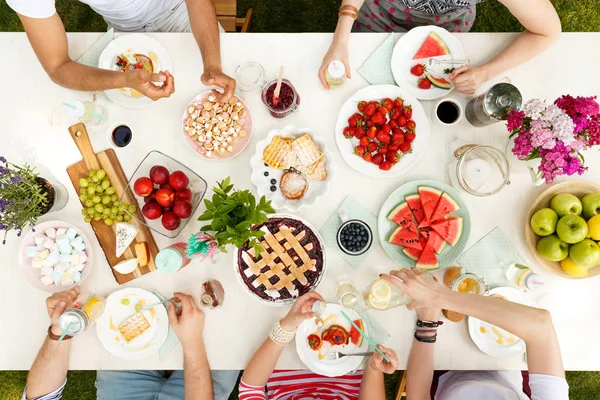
[239,370,364,400]
[22,379,66,400]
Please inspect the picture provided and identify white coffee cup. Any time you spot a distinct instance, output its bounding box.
[433,98,463,126]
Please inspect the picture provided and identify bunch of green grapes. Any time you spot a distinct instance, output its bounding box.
[78,169,137,226]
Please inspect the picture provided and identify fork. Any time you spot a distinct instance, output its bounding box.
[413,58,471,67]
[326,351,373,361]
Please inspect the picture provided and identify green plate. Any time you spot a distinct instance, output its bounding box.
[378,180,471,269]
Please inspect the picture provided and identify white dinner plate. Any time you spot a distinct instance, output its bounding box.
[334,85,429,179]
[468,287,535,358]
[296,303,369,377]
[250,126,334,211]
[96,288,169,360]
[391,26,465,100]
[98,34,173,108]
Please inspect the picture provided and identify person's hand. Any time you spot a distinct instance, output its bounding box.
[318,40,351,90]
[167,292,205,352]
[450,66,488,95]
[46,286,80,336]
[127,69,175,101]
[280,291,324,331]
[381,268,447,311]
[367,345,399,374]
[201,66,236,103]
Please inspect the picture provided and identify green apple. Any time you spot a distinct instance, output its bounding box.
[530,208,558,236]
[550,193,583,217]
[582,193,600,220]
[536,234,569,262]
[556,215,588,244]
[569,239,600,267]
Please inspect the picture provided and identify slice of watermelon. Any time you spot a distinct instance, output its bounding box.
[413,32,450,60]
[388,201,416,232]
[406,194,426,225]
[431,217,463,247]
[388,226,422,250]
[403,235,427,260]
[418,186,442,222]
[429,192,460,223]
[421,230,447,255]
[416,238,440,270]
[426,73,451,90]
[350,319,364,347]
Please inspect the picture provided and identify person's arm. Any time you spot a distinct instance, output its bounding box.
[318,0,365,89]
[17,13,174,99]
[25,288,80,399]
[186,0,236,102]
[383,269,565,378]
[452,0,561,94]
[358,345,398,400]
[241,292,324,386]
[168,292,212,400]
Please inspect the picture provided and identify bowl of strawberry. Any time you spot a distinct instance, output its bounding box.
[335,85,429,178]
[123,151,207,238]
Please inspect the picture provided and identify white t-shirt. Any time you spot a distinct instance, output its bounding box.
[6,0,180,31]
[435,371,569,400]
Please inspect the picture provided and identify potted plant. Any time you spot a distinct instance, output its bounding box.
[196,177,275,255]
[0,157,68,244]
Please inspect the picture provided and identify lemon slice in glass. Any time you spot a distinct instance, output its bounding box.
[367,279,392,310]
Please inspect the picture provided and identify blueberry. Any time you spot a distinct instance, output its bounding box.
[264,171,269,177]
[270,186,277,192]
[264,163,269,167]
[270,179,277,185]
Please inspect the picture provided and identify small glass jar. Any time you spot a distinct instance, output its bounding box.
[59,293,105,336]
[325,60,346,88]
[336,281,363,310]
[200,279,225,309]
[506,263,544,291]
[155,242,192,274]
[444,266,485,295]
[260,78,301,119]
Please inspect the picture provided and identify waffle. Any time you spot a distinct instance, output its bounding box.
[262,134,328,182]
[296,153,327,182]
[263,136,292,169]
[118,312,151,343]
[291,134,321,166]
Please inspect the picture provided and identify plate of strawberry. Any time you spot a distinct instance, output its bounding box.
[334,85,429,178]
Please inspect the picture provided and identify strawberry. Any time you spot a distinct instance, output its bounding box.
[394,97,404,108]
[343,127,353,138]
[399,142,412,153]
[389,119,398,129]
[376,132,391,145]
[364,103,376,117]
[367,142,379,153]
[379,161,392,170]
[366,119,374,128]
[398,116,407,127]
[372,153,384,165]
[405,132,416,143]
[359,136,370,147]
[403,106,413,119]
[371,113,385,125]
[388,144,399,152]
[417,78,432,90]
[379,146,389,155]
[363,152,372,162]
[354,146,366,156]
[382,98,394,110]
[357,101,366,112]
[348,116,357,128]
[391,131,405,144]
[406,120,416,131]
[386,151,401,164]
[410,64,425,76]
[381,124,391,134]
[354,126,366,139]
[390,108,400,120]
[367,127,377,139]
[377,106,388,116]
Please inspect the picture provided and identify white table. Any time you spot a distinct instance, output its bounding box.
[1,32,600,371]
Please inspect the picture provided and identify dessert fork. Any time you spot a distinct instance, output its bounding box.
[326,351,373,361]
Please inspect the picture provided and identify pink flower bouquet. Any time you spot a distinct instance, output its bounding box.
[507,95,600,184]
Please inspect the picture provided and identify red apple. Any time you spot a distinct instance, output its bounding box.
[149,165,170,185]
[173,200,192,219]
[142,202,162,220]
[175,188,193,202]
[169,171,189,191]
[155,188,175,207]
[161,211,181,231]
[143,189,157,204]
[133,177,153,197]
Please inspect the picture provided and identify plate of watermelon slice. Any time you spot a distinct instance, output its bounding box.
[391,26,466,100]
[378,180,470,270]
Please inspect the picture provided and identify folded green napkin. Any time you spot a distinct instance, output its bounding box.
[77,28,114,67]
[319,196,380,268]
[358,33,396,85]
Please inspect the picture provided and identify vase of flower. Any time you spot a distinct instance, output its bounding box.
[0,157,69,244]
[505,95,600,185]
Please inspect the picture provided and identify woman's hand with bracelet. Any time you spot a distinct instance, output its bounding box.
[280,291,324,331]
[318,40,352,90]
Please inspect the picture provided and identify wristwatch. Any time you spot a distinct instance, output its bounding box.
[47,325,72,341]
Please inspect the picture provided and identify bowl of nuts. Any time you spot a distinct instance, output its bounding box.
[182,92,252,160]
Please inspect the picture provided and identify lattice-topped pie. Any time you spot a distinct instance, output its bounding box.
[237,216,325,304]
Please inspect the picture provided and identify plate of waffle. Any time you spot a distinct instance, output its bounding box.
[250,126,333,211]
[96,288,169,360]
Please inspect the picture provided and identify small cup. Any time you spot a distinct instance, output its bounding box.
[107,122,133,149]
[433,98,463,126]
[336,210,373,256]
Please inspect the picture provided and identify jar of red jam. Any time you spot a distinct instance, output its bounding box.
[261,79,301,118]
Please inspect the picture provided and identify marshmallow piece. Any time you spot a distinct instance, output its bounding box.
[43,238,55,249]
[59,244,73,255]
[37,243,46,251]
[71,236,83,246]
[42,251,60,267]
[45,228,56,239]
[65,227,77,240]
[50,243,59,253]
[59,253,71,263]
[52,271,62,284]
[55,262,70,273]
[56,235,70,246]
[72,242,86,253]
[34,236,46,246]
[56,228,67,236]
[26,246,38,257]
[76,262,86,272]
[70,270,82,283]
[60,275,74,287]
[38,249,50,260]
[31,258,43,269]
[40,275,54,286]
[40,267,54,276]
[70,253,80,266]
[79,251,88,264]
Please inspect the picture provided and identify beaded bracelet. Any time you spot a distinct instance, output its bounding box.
[269,321,296,346]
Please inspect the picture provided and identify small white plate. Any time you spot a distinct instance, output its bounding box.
[98,34,173,108]
[250,126,333,211]
[296,303,368,377]
[334,85,429,179]
[468,287,535,358]
[96,288,169,360]
[391,26,465,101]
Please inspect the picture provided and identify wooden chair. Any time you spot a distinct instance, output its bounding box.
[213,0,253,32]
[395,370,408,400]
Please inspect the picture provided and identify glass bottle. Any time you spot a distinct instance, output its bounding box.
[363,279,410,310]
[505,263,544,291]
[200,279,225,309]
[325,60,346,88]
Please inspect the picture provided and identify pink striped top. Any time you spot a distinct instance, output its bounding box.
[239,370,364,400]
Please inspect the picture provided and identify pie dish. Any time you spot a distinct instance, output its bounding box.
[235,215,326,306]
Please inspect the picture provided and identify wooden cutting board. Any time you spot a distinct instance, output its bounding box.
[66,123,159,284]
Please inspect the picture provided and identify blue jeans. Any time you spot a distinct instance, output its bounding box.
[95,370,239,400]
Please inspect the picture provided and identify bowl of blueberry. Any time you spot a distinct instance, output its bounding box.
[337,219,373,256]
